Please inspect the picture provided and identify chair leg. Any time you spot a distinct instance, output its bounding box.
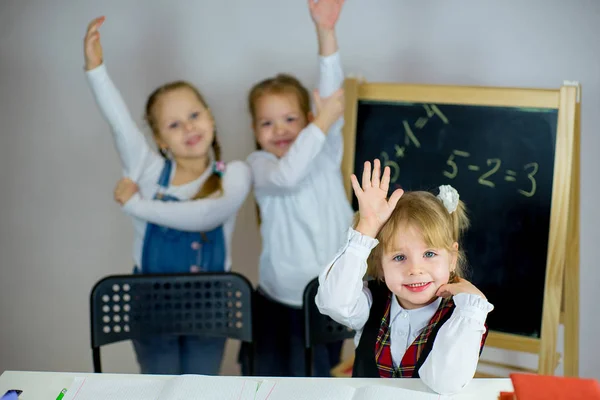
[92,348,102,373]
[248,342,255,377]
[304,348,312,377]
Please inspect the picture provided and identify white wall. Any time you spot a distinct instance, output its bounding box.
[0,0,598,378]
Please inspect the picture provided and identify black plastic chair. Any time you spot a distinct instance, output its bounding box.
[90,272,254,374]
[302,277,355,376]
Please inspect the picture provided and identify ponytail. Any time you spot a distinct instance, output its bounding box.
[448,199,469,279]
[192,136,224,200]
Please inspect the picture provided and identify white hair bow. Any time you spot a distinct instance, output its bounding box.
[437,185,459,214]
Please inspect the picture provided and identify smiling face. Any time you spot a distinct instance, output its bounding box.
[252,92,309,158]
[248,73,312,157]
[380,223,458,310]
[148,85,215,161]
[366,191,469,310]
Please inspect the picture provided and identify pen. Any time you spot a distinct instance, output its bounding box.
[1,390,21,400]
[55,388,67,400]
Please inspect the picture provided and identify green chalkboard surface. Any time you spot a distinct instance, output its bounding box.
[353,101,558,338]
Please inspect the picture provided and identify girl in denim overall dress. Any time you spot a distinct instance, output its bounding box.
[83,16,251,375]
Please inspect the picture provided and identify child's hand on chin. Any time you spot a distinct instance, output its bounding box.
[436,278,486,301]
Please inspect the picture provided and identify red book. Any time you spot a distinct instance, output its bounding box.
[498,373,600,399]
[498,392,515,400]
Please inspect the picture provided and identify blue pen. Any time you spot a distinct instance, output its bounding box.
[1,390,21,400]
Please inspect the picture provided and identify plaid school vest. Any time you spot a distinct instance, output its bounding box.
[352,280,489,378]
[374,294,455,378]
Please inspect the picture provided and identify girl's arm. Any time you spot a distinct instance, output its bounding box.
[86,65,162,181]
[122,161,251,231]
[317,159,404,328]
[419,292,494,395]
[310,0,346,165]
[318,52,345,166]
[247,123,328,194]
[315,228,373,331]
[83,17,161,180]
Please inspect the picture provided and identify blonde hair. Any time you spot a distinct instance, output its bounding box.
[145,81,223,200]
[248,73,311,149]
[363,190,470,282]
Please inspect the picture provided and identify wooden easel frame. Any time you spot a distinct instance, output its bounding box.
[341,78,580,376]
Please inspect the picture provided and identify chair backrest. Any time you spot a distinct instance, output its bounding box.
[302,277,354,348]
[90,272,253,350]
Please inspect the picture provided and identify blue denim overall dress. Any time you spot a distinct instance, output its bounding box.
[133,159,226,375]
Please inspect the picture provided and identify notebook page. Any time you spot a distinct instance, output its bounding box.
[352,385,447,400]
[159,375,258,400]
[254,379,355,400]
[254,381,276,400]
[62,377,165,400]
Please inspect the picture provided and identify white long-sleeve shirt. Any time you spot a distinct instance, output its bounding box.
[316,228,494,395]
[248,52,353,307]
[85,64,251,270]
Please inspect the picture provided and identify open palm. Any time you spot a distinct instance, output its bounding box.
[352,159,404,238]
[308,0,345,30]
[84,16,105,70]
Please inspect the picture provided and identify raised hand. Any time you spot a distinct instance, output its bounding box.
[84,16,105,71]
[308,0,345,31]
[352,159,404,238]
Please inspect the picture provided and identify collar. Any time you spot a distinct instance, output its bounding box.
[390,294,442,332]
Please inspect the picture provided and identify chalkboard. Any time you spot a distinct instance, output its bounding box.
[352,101,558,338]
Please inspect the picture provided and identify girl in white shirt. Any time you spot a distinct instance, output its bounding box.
[316,159,494,395]
[241,0,353,376]
[83,17,251,375]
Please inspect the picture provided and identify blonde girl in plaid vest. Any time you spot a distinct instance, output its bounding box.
[316,159,494,395]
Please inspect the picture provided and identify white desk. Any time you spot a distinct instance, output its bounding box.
[0,371,512,399]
